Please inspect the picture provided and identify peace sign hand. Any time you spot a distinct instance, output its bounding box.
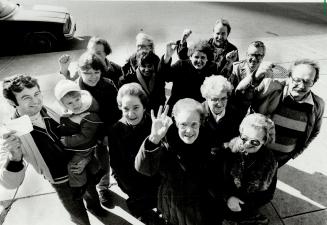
[149,105,173,144]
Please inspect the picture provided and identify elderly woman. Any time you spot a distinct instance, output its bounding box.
[108,83,161,224]
[135,99,221,225]
[221,113,278,225]
[160,40,219,113]
[200,75,243,151]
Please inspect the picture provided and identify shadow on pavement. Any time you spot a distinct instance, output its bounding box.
[0,36,91,57]
[272,164,327,220]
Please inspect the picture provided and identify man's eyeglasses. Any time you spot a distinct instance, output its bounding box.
[240,136,262,147]
[291,76,314,87]
[248,53,264,59]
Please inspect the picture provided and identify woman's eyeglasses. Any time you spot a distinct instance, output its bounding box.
[240,136,262,147]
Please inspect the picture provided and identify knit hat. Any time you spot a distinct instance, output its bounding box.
[54,79,81,102]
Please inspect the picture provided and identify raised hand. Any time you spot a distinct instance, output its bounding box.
[58,54,72,76]
[181,29,192,44]
[225,50,238,63]
[164,42,177,63]
[253,61,274,81]
[149,105,172,144]
[1,131,23,161]
[227,196,244,212]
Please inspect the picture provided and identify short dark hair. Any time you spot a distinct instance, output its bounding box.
[214,18,231,35]
[248,41,266,55]
[188,40,214,61]
[290,59,320,83]
[87,37,112,55]
[78,51,106,74]
[3,74,40,105]
[136,50,158,68]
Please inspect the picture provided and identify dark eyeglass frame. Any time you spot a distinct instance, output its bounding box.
[291,76,314,87]
[240,136,262,147]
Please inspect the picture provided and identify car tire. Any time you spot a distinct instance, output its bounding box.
[23,32,57,53]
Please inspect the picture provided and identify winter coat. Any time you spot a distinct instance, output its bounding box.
[118,67,166,113]
[202,101,243,152]
[159,57,219,110]
[109,114,160,197]
[78,77,121,129]
[59,96,103,150]
[135,126,218,225]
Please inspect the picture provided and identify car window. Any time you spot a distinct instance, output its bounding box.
[0,0,17,19]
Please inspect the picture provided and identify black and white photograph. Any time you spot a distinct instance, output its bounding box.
[0,0,327,225]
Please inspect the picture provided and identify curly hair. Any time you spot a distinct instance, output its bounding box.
[2,74,40,105]
[136,50,158,67]
[87,36,112,56]
[78,51,106,74]
[239,113,275,145]
[187,40,214,60]
[200,75,234,99]
[117,82,148,109]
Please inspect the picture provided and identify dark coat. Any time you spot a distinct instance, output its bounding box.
[102,59,123,88]
[135,126,219,225]
[122,52,160,77]
[109,114,159,197]
[118,68,166,113]
[59,97,102,150]
[159,57,219,110]
[78,77,121,129]
[202,101,243,151]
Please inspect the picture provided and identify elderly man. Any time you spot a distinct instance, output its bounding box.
[176,18,239,77]
[0,75,107,225]
[236,59,325,167]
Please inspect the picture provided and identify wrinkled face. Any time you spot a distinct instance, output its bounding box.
[139,63,155,77]
[207,91,228,116]
[175,110,201,144]
[121,95,145,126]
[212,23,229,47]
[190,51,208,70]
[14,86,43,117]
[89,44,107,60]
[246,45,265,71]
[79,68,101,87]
[136,40,152,52]
[61,94,82,114]
[288,64,316,101]
[239,126,265,154]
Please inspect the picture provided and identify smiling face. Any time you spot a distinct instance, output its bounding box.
[207,91,228,116]
[121,95,145,126]
[139,63,155,77]
[246,45,265,71]
[175,110,201,144]
[212,23,229,48]
[288,64,316,101]
[190,51,208,70]
[61,92,83,114]
[79,68,101,87]
[239,126,265,154]
[14,86,43,117]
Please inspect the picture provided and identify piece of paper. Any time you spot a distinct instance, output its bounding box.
[1,115,33,137]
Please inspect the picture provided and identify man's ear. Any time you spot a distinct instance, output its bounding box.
[7,99,17,108]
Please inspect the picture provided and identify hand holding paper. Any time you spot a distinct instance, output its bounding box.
[1,115,33,137]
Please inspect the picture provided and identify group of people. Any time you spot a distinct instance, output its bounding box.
[0,18,324,225]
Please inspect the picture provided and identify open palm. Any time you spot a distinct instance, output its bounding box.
[150,105,172,143]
